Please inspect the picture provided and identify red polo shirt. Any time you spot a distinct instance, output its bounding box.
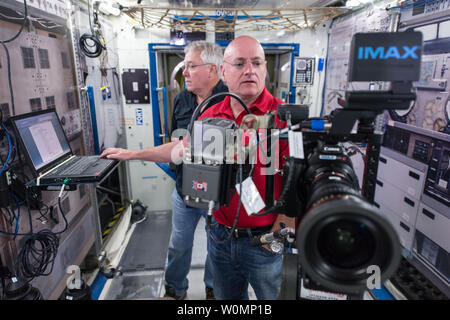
[198,88,288,228]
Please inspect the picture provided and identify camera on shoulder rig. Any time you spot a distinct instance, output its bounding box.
[181,31,423,299]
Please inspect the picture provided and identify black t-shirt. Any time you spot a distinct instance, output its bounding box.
[171,80,228,196]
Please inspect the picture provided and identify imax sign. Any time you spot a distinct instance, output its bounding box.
[357,46,419,60]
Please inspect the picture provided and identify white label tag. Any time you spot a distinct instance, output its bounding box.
[407,187,416,197]
[132,82,139,92]
[300,279,348,300]
[235,177,265,216]
[288,131,304,159]
[402,212,410,223]
[438,178,448,189]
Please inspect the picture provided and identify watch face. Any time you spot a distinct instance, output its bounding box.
[270,241,284,254]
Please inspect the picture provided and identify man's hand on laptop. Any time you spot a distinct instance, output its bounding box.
[100,148,134,161]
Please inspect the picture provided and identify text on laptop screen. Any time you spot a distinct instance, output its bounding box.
[14,112,71,171]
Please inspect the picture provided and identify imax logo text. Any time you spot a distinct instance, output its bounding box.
[358,46,419,60]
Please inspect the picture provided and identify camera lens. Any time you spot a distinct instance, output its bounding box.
[317,219,375,269]
[297,196,401,294]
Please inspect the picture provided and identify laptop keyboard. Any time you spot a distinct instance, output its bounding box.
[51,156,101,176]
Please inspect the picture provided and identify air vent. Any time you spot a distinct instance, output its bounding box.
[21,47,36,69]
[29,98,42,112]
[38,48,50,69]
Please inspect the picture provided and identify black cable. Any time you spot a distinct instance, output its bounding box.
[0,0,28,44]
[187,92,251,134]
[213,164,254,244]
[36,202,49,221]
[15,229,59,280]
[0,0,26,120]
[53,195,69,235]
[252,158,298,217]
[231,164,244,230]
[1,43,16,116]
[79,33,104,58]
[11,189,69,281]
[79,0,105,58]
[212,165,244,244]
[0,189,34,238]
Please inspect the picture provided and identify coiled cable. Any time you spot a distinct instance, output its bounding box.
[79,0,105,58]
[16,230,59,279]
[79,33,105,58]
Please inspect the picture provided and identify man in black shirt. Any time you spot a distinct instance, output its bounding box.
[166,41,228,300]
[100,41,227,299]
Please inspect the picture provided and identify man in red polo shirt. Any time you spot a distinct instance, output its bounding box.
[198,35,294,300]
[101,35,295,300]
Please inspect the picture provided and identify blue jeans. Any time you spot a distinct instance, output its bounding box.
[208,217,282,300]
[164,189,214,296]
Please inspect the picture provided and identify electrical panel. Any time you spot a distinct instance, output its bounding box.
[392,21,450,134]
[292,57,314,86]
[122,69,150,104]
[399,0,450,24]
[376,121,450,297]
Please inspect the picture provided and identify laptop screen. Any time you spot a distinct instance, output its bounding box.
[12,110,71,171]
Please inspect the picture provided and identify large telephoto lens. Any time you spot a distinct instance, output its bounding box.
[296,150,401,294]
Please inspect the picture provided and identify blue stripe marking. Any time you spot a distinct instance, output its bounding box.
[311,120,325,131]
[162,86,169,137]
[87,86,100,154]
[173,15,282,20]
[90,272,108,300]
[371,286,395,300]
[148,44,163,147]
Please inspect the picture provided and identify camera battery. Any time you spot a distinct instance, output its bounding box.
[182,163,224,210]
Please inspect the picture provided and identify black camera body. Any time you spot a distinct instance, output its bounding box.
[275,120,402,296]
[181,117,251,211]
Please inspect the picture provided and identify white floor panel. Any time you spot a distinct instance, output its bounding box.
[101,212,258,300]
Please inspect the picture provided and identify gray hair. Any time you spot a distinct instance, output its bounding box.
[184,41,223,77]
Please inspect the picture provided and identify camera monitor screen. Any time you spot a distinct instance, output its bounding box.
[348,31,423,82]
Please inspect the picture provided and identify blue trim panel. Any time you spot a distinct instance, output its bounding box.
[87,86,100,154]
[162,86,169,137]
[90,272,108,300]
[288,43,300,103]
[148,43,180,181]
[156,162,176,180]
[148,44,163,147]
[371,286,395,300]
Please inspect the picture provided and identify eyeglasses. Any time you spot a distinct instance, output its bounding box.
[223,59,266,70]
[181,63,212,72]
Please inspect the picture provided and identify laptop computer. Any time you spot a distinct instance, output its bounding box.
[9,109,119,186]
